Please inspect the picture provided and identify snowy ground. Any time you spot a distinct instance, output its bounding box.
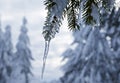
[0,0,73,82]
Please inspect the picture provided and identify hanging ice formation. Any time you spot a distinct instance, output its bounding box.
[41,0,68,78]
[41,40,50,79]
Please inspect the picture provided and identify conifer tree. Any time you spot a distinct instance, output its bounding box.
[60,7,120,83]
[4,25,13,83]
[60,26,92,83]
[60,27,115,83]
[0,17,6,83]
[0,16,14,83]
[15,17,33,83]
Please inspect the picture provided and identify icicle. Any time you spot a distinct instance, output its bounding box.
[41,40,50,79]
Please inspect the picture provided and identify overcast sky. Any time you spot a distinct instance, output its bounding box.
[0,0,73,82]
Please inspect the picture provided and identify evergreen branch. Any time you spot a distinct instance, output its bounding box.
[44,0,56,10]
[65,0,80,30]
[82,0,96,25]
[43,0,61,41]
[43,0,68,41]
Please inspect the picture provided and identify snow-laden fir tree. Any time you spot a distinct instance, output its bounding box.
[0,16,13,83]
[60,27,115,83]
[60,26,92,83]
[15,17,33,83]
[0,18,6,83]
[4,25,13,83]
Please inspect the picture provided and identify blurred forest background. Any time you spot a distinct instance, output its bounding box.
[0,0,120,83]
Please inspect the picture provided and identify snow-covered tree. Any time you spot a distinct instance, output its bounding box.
[59,7,120,83]
[4,25,13,83]
[15,17,33,83]
[60,26,116,83]
[0,17,13,83]
[0,19,6,83]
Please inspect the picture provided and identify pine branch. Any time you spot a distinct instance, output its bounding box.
[65,0,80,30]
[43,0,67,41]
[82,0,98,25]
[43,0,60,41]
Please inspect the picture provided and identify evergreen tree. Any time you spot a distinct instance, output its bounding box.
[60,7,120,83]
[0,17,13,83]
[15,17,33,83]
[60,26,92,83]
[0,19,6,83]
[4,25,13,83]
[60,27,115,83]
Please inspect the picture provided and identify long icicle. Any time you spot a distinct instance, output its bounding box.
[41,40,50,79]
